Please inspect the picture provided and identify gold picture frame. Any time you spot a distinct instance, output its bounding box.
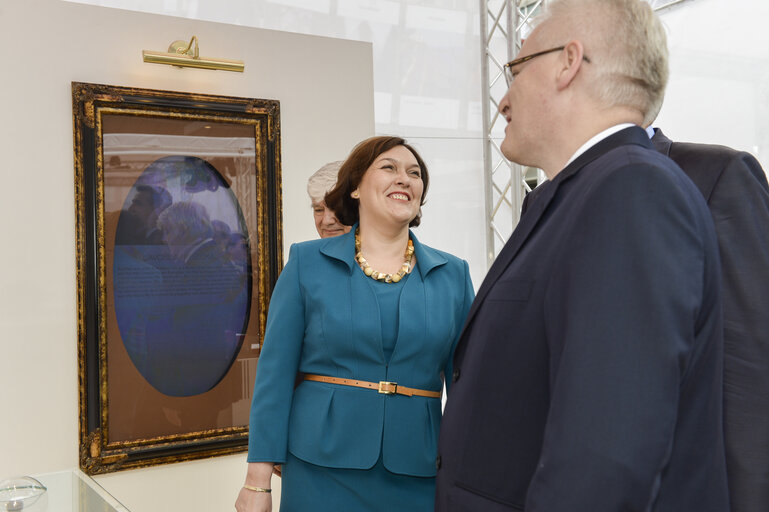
[73,82,282,474]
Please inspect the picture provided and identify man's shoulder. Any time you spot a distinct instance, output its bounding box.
[669,141,767,196]
[586,142,683,185]
[651,130,769,200]
[656,129,760,174]
[579,143,707,212]
[669,140,743,167]
[618,142,679,169]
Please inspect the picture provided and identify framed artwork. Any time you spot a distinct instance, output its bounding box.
[73,82,282,474]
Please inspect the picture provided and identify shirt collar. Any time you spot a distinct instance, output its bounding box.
[645,125,656,139]
[563,123,636,169]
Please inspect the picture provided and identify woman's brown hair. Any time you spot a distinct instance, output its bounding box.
[324,136,429,227]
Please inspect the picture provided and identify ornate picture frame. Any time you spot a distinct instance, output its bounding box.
[73,82,282,474]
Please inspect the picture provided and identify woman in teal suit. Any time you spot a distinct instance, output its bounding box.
[235,136,474,511]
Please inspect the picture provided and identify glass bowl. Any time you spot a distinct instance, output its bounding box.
[0,477,47,511]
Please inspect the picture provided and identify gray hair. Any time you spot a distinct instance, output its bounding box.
[307,161,344,204]
[157,201,212,242]
[541,0,669,125]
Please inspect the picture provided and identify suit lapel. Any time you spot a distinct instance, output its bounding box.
[318,227,379,370]
[319,227,449,368]
[319,226,356,271]
[389,232,447,365]
[459,126,652,338]
[461,176,558,329]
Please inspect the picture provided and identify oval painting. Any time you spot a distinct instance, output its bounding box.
[113,156,251,397]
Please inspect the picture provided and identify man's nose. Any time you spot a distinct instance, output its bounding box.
[499,96,510,117]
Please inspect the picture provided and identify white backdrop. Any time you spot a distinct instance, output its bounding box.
[64,0,769,285]
[64,0,491,286]
[0,1,374,510]
[654,0,768,171]
[2,0,766,508]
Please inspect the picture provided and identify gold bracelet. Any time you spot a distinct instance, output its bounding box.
[243,484,271,493]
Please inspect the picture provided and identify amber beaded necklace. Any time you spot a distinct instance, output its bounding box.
[355,228,414,283]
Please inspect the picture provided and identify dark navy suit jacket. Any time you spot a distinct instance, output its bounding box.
[435,127,729,511]
[652,129,769,512]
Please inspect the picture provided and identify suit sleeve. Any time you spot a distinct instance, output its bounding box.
[445,260,474,393]
[247,244,305,463]
[709,153,769,511]
[525,164,718,510]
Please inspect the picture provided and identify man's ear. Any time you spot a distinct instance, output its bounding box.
[555,40,585,90]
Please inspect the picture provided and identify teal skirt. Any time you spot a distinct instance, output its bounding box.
[280,452,435,511]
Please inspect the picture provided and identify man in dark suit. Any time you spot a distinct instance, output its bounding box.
[435,0,730,510]
[651,128,769,512]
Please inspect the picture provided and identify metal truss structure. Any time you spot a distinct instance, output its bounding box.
[479,0,694,267]
[479,0,544,266]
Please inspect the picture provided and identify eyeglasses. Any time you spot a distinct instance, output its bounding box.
[503,46,591,86]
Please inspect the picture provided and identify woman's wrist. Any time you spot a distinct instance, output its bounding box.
[245,461,275,488]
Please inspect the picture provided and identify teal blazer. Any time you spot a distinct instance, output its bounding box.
[247,227,474,477]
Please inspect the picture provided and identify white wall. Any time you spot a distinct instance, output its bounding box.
[2,0,766,508]
[64,0,491,288]
[62,0,769,285]
[0,0,374,510]
[655,0,769,171]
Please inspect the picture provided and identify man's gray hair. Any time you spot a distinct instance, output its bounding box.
[157,201,212,242]
[307,161,344,204]
[542,0,669,125]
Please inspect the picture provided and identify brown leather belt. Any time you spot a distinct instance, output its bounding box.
[303,374,441,398]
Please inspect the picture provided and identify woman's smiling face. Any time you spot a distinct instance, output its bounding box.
[353,145,424,228]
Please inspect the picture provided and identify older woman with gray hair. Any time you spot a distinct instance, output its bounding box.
[307,161,350,238]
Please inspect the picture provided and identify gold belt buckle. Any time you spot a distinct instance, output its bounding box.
[378,381,397,395]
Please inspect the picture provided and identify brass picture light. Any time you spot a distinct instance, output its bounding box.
[142,36,244,72]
